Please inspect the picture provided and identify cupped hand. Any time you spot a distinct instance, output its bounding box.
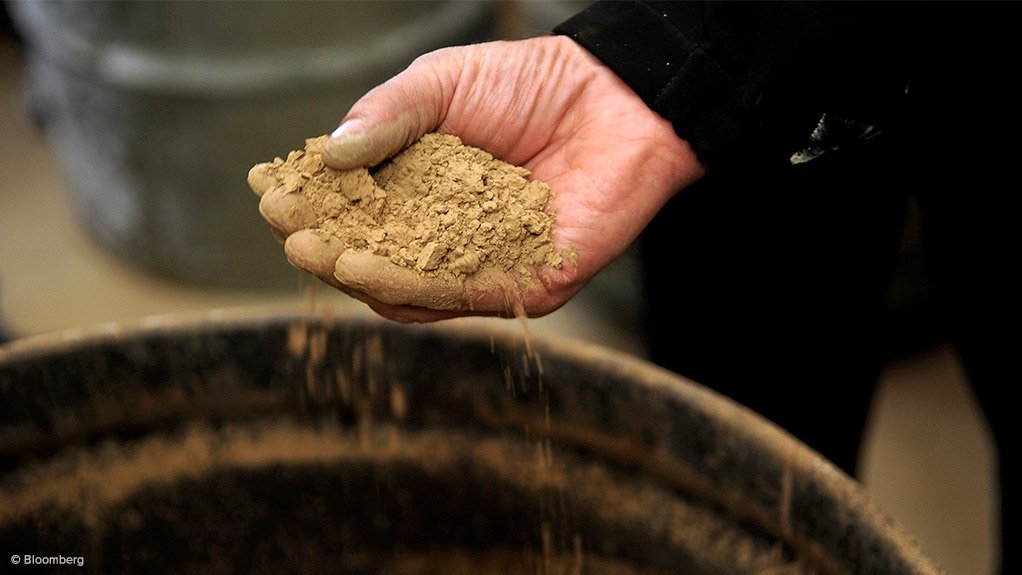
[250,35,706,322]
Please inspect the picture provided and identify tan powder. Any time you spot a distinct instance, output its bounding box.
[265,133,563,283]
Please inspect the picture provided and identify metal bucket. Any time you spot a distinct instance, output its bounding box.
[10,1,494,288]
[0,309,940,573]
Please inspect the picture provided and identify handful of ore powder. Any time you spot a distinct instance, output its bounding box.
[259,133,565,285]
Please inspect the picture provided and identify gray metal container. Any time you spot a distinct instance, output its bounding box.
[11,1,494,288]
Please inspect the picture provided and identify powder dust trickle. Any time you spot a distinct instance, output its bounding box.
[265,133,566,289]
[268,133,578,572]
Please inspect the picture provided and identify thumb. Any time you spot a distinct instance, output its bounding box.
[321,47,462,169]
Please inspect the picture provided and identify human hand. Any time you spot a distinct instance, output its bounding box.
[250,36,706,322]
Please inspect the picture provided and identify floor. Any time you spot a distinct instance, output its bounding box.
[0,23,996,575]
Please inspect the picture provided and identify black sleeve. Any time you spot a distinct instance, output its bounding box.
[554,1,915,168]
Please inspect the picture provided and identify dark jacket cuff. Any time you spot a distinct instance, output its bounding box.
[554,1,749,166]
[554,1,910,168]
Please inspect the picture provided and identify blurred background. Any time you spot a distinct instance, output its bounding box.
[0,2,996,572]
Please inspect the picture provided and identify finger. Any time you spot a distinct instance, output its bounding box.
[333,252,520,313]
[320,47,463,169]
[247,162,278,197]
[259,187,317,235]
[283,229,348,290]
[360,300,477,324]
[285,230,458,321]
[334,251,465,310]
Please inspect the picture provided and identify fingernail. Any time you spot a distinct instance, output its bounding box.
[331,118,364,139]
[323,119,371,169]
[247,163,276,197]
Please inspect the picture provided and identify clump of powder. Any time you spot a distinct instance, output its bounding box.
[264,133,563,283]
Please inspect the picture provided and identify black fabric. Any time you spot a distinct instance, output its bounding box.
[639,133,908,477]
[556,1,915,167]
[556,2,1020,572]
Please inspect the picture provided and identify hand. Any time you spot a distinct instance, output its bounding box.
[250,35,706,322]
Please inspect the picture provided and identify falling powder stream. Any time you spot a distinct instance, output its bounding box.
[265,130,583,572]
